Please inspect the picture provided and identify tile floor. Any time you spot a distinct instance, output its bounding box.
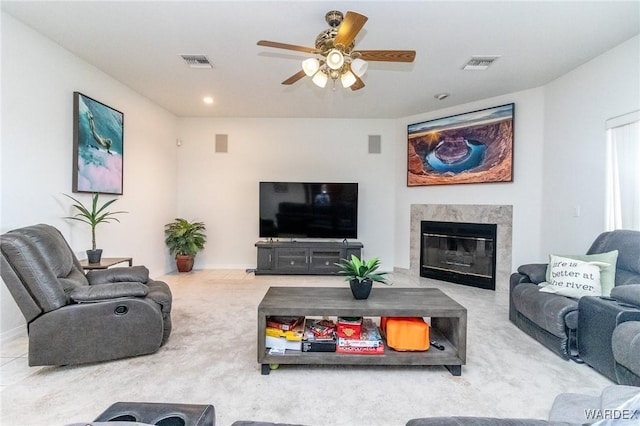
[0,334,41,393]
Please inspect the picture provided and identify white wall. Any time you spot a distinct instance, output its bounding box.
[1,13,179,335]
[394,88,546,270]
[2,11,637,338]
[540,35,640,256]
[176,118,397,271]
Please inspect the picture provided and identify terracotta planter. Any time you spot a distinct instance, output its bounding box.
[86,249,103,264]
[349,278,373,300]
[176,254,195,272]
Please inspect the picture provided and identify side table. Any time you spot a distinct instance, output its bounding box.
[80,257,133,271]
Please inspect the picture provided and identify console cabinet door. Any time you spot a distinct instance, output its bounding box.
[345,246,362,260]
[309,249,342,274]
[275,248,309,273]
[256,247,274,272]
[255,242,362,275]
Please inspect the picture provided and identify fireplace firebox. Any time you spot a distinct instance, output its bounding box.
[420,221,497,290]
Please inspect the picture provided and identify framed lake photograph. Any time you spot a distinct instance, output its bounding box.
[407,103,514,186]
[72,92,124,194]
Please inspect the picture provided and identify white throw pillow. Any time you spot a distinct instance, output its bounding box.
[539,255,604,298]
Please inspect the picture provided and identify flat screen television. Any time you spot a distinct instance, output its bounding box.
[259,182,358,239]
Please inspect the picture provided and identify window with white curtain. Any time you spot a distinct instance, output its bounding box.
[605,111,640,231]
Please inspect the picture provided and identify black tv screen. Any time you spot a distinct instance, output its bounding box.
[259,182,358,239]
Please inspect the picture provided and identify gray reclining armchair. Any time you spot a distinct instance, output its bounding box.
[1,224,172,366]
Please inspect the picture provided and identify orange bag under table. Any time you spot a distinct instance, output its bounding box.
[381,317,430,351]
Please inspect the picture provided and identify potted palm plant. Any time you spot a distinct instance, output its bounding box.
[164,218,207,272]
[335,255,391,299]
[63,192,127,264]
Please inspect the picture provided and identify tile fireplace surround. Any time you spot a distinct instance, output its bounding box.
[410,204,513,293]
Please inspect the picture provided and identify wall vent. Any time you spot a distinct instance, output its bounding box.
[180,55,214,69]
[463,56,500,71]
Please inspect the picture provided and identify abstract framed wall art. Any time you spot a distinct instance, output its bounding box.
[407,103,514,186]
[72,92,124,194]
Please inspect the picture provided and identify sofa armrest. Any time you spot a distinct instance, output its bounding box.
[86,265,150,285]
[611,284,640,307]
[70,282,148,303]
[516,263,548,284]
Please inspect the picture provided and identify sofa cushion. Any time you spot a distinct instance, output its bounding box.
[588,230,640,276]
[512,282,578,338]
[599,384,640,411]
[1,226,72,312]
[231,422,306,426]
[615,269,640,286]
[549,385,640,424]
[564,310,579,330]
[69,282,149,303]
[611,284,640,306]
[517,263,548,284]
[612,322,640,376]
[86,266,150,285]
[406,418,575,425]
[545,251,618,297]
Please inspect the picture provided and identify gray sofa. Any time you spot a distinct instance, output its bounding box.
[405,385,640,425]
[64,386,640,425]
[232,386,640,425]
[1,224,172,366]
[509,230,640,376]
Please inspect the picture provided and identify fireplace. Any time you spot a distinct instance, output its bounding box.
[420,221,497,290]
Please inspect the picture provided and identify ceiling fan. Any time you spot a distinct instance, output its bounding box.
[257,10,416,91]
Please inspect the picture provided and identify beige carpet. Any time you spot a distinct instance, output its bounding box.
[0,270,612,426]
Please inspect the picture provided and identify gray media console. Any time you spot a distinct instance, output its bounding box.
[254,241,363,275]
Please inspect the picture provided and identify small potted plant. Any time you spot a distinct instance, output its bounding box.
[335,255,391,299]
[164,218,207,272]
[64,192,127,264]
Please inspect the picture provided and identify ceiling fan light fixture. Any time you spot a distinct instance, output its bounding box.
[302,58,320,77]
[350,58,368,77]
[340,70,357,88]
[257,10,416,91]
[326,49,344,70]
[312,70,328,88]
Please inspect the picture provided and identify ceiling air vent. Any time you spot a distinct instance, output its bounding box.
[463,56,500,71]
[180,55,214,69]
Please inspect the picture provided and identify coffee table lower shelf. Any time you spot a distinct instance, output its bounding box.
[257,287,467,377]
[259,329,463,376]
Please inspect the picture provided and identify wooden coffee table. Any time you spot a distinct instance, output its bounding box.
[257,287,467,375]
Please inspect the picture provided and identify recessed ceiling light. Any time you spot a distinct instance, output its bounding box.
[434,93,450,101]
[203,97,214,105]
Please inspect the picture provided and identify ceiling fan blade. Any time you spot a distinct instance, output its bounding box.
[282,70,307,85]
[350,75,365,91]
[356,50,416,63]
[334,11,368,47]
[257,40,317,54]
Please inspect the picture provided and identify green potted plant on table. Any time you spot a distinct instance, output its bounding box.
[335,255,391,299]
[63,192,127,264]
[164,218,207,272]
